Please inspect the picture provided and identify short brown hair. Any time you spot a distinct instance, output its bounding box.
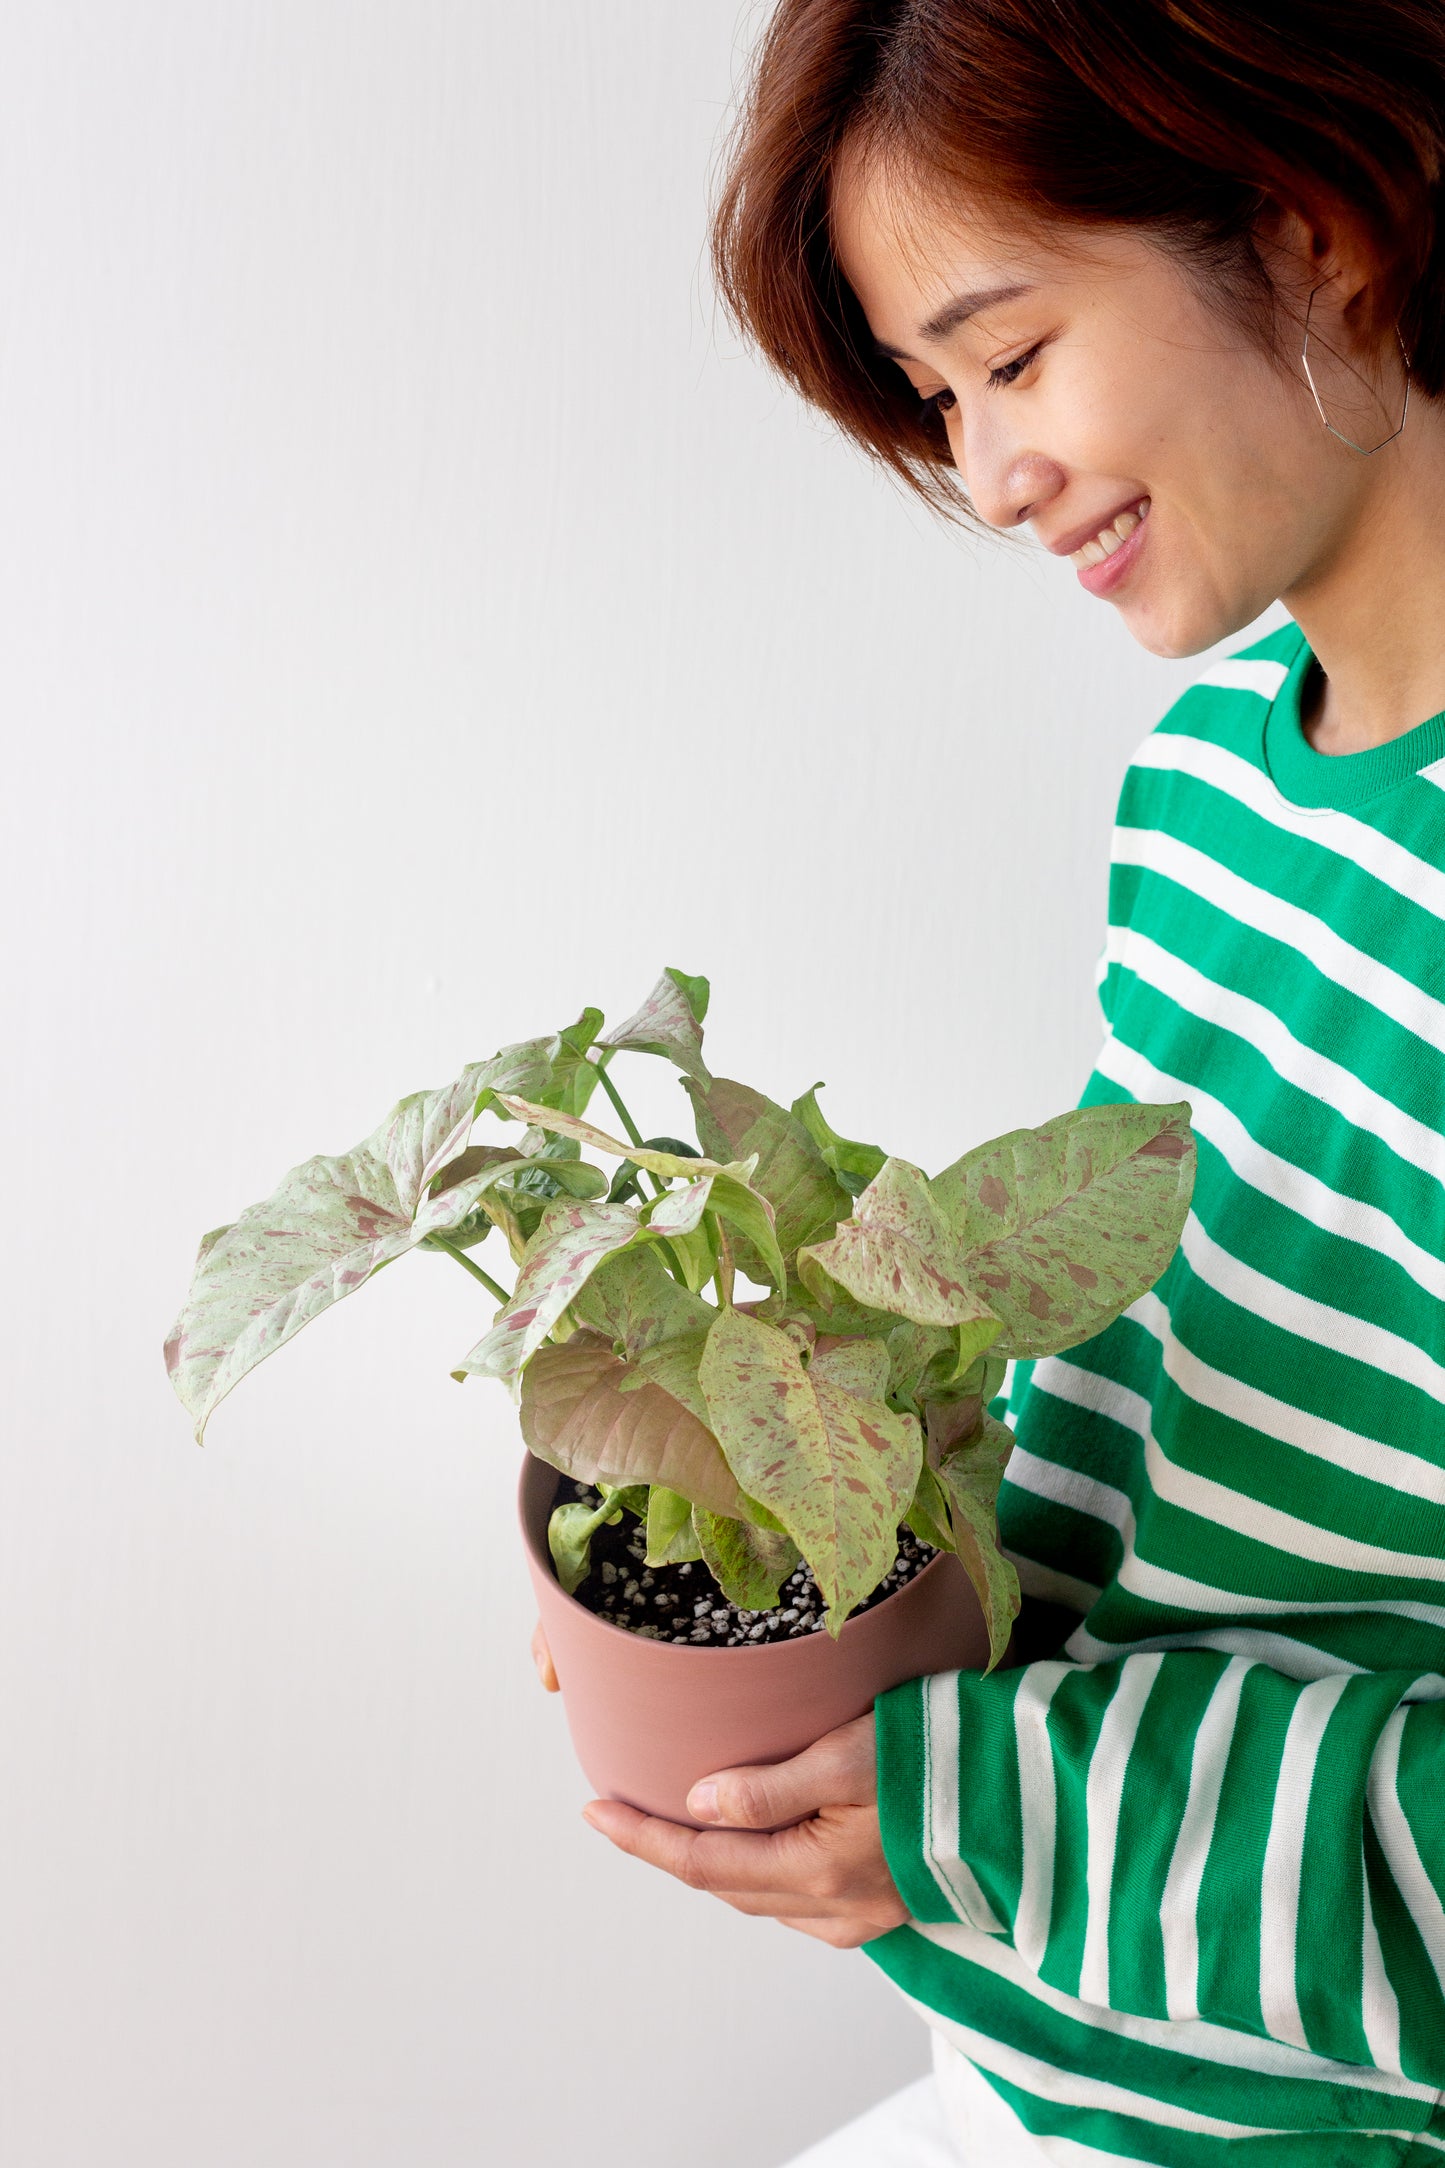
[710,0,1445,518]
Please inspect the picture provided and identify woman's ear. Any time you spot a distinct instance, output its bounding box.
[1262,199,1378,316]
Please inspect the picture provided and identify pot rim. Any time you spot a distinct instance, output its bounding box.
[518,1450,955,1661]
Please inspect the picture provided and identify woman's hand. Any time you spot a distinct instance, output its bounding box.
[531,1620,559,1692]
[579,1712,908,1948]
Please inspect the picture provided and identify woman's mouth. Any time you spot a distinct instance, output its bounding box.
[1071,497,1150,596]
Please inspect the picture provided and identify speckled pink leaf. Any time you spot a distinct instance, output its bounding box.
[571,1245,712,1356]
[693,1509,799,1611]
[797,1158,1000,1331]
[684,1078,850,1263]
[163,1050,556,1442]
[597,968,712,1087]
[927,1101,1195,1359]
[519,1331,744,1515]
[697,1308,921,1633]
[453,1200,643,1386]
[931,1412,1021,1671]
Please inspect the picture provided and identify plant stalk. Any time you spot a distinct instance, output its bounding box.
[592,1054,665,1197]
[593,1056,644,1147]
[715,1219,736,1308]
[431,1234,512,1307]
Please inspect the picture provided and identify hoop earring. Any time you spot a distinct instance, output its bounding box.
[1300,284,1411,455]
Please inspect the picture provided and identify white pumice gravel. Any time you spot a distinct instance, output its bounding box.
[562,1480,938,1646]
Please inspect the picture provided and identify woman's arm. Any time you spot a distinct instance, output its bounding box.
[584,1649,1445,2086]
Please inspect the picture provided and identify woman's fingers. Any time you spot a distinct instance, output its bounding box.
[581,1797,827,1895]
[581,1793,899,1907]
[531,1620,559,1692]
[685,1712,877,1829]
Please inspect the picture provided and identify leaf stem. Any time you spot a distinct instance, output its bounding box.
[715,1219,736,1308]
[593,1057,644,1147]
[592,1055,664,1197]
[430,1234,512,1307]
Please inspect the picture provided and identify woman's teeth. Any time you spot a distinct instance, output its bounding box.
[1071,498,1149,567]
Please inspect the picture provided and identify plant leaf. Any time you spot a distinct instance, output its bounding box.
[164,1053,552,1441]
[495,1097,750,1183]
[905,1461,956,1553]
[534,1007,607,1117]
[791,1084,888,1198]
[932,1413,1021,1671]
[622,1328,713,1427]
[520,1331,745,1514]
[698,1308,921,1632]
[797,1157,1002,1332]
[597,968,712,1086]
[927,1101,1196,1359]
[708,1172,786,1291]
[693,1509,800,1611]
[684,1079,850,1263]
[453,1201,642,1386]
[547,1481,648,1597]
[645,1486,703,1567]
[808,1336,890,1402]
[571,1246,712,1357]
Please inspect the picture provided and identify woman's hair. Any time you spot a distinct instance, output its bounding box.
[710,0,1445,516]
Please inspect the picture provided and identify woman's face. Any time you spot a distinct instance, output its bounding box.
[831,159,1395,658]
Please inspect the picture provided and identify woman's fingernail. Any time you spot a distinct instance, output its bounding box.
[688,1780,718,1821]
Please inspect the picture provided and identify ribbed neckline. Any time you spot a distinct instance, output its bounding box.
[1263,627,1445,809]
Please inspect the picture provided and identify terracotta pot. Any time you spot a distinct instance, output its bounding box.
[519,1454,991,1828]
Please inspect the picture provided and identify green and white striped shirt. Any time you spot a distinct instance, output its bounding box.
[872,620,1445,2163]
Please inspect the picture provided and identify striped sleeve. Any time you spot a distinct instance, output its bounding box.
[875,1655,1445,2082]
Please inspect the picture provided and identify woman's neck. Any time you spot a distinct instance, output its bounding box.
[1287,398,1445,754]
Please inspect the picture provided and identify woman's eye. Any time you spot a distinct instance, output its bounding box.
[918,386,957,425]
[986,344,1042,391]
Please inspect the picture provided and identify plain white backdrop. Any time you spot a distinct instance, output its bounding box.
[0,5,1282,2163]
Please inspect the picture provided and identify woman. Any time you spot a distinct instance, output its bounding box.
[555,4,1445,2159]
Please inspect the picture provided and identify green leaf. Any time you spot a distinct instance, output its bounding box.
[684,1078,850,1265]
[698,1309,921,1633]
[547,1481,648,1597]
[571,1246,712,1357]
[708,1173,786,1292]
[536,1007,607,1117]
[905,1461,956,1554]
[656,1216,719,1293]
[645,1486,703,1567]
[597,969,712,1087]
[928,1101,1196,1359]
[798,1157,1003,1332]
[520,1331,746,1515]
[471,1034,578,1124]
[693,1509,800,1611]
[932,1413,1021,1671]
[453,1200,643,1387]
[164,1050,554,1441]
[791,1083,888,1198]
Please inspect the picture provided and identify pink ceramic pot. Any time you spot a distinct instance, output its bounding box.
[520,1454,991,1828]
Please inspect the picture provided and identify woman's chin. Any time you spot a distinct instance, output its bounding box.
[1113,583,1264,662]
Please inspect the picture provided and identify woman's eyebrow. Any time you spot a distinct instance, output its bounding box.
[873,281,1036,361]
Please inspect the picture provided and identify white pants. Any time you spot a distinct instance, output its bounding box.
[781,2032,1050,2165]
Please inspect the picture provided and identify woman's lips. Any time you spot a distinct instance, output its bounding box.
[1075,505,1149,597]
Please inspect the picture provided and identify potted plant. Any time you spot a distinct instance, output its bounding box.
[165,969,1194,1823]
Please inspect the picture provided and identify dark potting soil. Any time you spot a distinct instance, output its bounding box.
[562,1481,938,1647]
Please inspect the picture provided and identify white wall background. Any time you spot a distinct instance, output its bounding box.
[0,6,1282,2164]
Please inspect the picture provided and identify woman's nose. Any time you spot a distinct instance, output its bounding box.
[957,426,1066,535]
